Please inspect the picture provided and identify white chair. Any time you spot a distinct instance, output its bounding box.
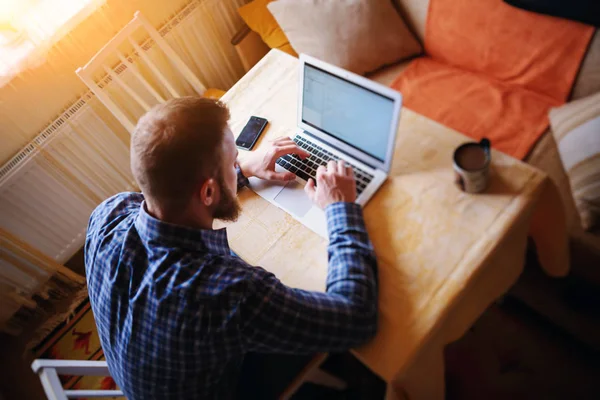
[32,355,346,399]
[76,11,224,134]
[31,359,123,399]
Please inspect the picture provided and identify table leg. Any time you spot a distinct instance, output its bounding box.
[386,338,445,400]
[386,216,531,400]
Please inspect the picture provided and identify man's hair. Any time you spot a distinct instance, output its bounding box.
[131,96,230,210]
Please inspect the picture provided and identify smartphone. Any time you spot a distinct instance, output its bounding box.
[236,116,268,150]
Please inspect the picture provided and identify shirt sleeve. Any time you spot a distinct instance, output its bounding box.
[240,202,378,353]
[236,164,250,190]
[85,192,144,278]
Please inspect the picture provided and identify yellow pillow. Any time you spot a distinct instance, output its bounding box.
[238,0,298,57]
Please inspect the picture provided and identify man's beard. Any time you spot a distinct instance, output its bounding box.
[212,174,241,222]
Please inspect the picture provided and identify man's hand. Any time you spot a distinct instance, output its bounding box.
[305,160,356,209]
[238,137,310,181]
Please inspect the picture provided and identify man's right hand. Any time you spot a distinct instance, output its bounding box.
[304,160,357,209]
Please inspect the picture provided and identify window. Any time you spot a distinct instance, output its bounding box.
[0,0,105,78]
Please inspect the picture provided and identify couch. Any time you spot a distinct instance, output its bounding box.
[378,0,600,285]
[231,0,600,346]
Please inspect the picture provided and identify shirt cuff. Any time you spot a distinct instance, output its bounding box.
[325,202,366,236]
[236,164,250,189]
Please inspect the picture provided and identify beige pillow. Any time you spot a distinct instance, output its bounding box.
[267,0,422,76]
[549,92,600,232]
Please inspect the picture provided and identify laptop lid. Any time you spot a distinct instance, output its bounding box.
[298,53,402,173]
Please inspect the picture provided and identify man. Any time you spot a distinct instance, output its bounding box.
[85,97,378,399]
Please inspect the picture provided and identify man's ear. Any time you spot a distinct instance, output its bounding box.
[200,178,218,207]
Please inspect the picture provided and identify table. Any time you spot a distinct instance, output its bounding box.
[217,50,569,399]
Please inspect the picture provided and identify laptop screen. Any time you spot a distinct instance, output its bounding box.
[301,63,396,162]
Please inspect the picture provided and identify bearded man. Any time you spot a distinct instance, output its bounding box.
[85,97,378,399]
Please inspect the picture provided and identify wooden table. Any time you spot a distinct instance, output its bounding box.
[218,50,569,399]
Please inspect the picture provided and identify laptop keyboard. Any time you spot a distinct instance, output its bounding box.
[275,136,374,196]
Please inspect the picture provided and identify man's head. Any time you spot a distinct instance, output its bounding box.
[131,97,240,224]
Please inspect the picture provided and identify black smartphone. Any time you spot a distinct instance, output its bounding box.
[236,116,268,150]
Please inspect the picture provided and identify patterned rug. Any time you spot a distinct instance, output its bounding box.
[30,293,123,399]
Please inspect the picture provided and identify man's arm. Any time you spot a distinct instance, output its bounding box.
[234,140,379,352]
[240,202,378,353]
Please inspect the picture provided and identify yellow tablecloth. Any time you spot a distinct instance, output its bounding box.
[217,50,569,399]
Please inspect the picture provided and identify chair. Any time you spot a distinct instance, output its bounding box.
[76,11,225,134]
[32,355,346,399]
[31,359,123,399]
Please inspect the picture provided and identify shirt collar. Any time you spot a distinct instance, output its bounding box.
[134,201,231,255]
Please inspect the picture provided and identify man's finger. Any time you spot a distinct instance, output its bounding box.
[345,164,354,178]
[271,137,308,158]
[274,138,299,149]
[337,160,354,177]
[316,165,326,181]
[289,144,310,159]
[327,160,336,172]
[304,178,316,198]
[267,170,296,181]
[272,144,310,160]
[337,160,346,175]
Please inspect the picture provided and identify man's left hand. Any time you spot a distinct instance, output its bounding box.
[238,137,310,181]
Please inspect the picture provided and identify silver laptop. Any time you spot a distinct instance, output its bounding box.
[248,54,402,238]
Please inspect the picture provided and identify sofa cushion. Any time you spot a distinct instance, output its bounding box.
[238,0,297,57]
[526,131,581,232]
[366,60,412,87]
[267,0,422,76]
[527,131,600,279]
[392,0,430,43]
[549,92,600,232]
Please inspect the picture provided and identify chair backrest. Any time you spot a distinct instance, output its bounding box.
[76,11,207,134]
[32,359,124,399]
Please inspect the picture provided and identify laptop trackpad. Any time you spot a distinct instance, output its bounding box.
[274,180,312,217]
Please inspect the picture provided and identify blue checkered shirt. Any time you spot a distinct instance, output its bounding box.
[85,168,378,399]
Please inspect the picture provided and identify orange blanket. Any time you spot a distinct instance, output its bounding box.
[392,0,594,159]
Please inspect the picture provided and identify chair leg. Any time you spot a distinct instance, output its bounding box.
[304,367,347,391]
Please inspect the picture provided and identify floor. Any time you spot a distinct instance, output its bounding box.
[291,296,600,400]
[445,298,600,400]
[1,264,599,399]
[0,333,48,400]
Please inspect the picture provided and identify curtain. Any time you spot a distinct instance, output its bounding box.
[0,0,249,334]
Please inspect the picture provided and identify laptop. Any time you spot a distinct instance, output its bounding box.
[247,54,402,238]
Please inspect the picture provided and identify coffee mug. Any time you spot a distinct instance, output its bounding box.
[453,138,491,193]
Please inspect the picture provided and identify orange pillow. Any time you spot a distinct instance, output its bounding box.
[424,0,593,101]
[238,0,298,57]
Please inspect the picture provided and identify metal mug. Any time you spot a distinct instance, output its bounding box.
[453,138,491,193]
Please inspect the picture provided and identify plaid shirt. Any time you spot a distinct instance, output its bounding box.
[85,168,378,399]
